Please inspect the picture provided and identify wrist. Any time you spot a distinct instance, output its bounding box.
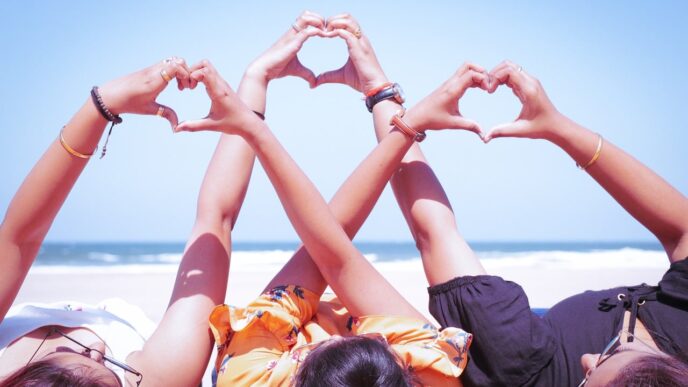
[96,84,124,116]
[402,107,423,133]
[243,65,270,87]
[543,111,580,146]
[363,76,390,95]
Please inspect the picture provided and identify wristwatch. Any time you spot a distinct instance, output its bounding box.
[365,83,405,112]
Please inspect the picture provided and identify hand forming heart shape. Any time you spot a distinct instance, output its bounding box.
[171,10,563,145]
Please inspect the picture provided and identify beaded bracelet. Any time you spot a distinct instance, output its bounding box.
[90,86,123,158]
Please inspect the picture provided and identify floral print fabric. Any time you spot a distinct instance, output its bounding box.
[209,285,471,386]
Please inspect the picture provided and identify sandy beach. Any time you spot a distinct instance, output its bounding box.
[15,261,667,322]
[12,260,667,385]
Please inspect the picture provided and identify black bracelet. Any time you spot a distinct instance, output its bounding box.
[253,110,265,120]
[90,87,123,124]
[90,86,123,158]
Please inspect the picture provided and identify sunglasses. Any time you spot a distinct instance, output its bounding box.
[577,330,660,387]
[291,332,388,363]
[27,327,143,386]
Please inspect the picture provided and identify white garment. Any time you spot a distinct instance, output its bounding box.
[0,298,155,384]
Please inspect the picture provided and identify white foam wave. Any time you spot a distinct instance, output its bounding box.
[87,252,120,263]
[480,248,667,270]
[29,248,667,275]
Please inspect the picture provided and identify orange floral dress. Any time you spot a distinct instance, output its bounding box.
[209,285,472,386]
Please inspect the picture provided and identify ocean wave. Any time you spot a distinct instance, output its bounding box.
[480,248,667,270]
[28,247,667,275]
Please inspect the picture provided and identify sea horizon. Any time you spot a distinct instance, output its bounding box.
[30,240,668,275]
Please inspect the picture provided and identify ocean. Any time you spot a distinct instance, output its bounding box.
[31,241,668,274]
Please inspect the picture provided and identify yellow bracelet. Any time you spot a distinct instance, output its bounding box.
[577,133,603,170]
[59,127,94,159]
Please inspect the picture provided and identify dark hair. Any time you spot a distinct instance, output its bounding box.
[607,353,688,387]
[0,359,114,387]
[294,335,414,387]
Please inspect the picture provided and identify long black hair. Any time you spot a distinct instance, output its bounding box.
[0,359,113,387]
[294,335,414,387]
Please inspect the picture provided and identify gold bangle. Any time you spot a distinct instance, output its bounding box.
[59,127,94,159]
[577,133,603,170]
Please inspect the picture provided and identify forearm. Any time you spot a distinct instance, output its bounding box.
[372,101,486,283]
[247,124,423,318]
[550,116,688,261]
[194,74,261,230]
[0,98,106,320]
[1,99,106,248]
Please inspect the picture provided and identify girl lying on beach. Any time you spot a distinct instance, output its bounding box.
[0,56,263,385]
[344,59,688,385]
[174,12,487,387]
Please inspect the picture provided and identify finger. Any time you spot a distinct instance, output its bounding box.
[488,60,527,93]
[326,17,361,37]
[446,115,483,136]
[291,12,326,38]
[456,62,486,77]
[297,14,326,30]
[452,70,489,96]
[160,58,191,90]
[483,119,530,143]
[289,57,317,88]
[326,28,359,47]
[327,13,356,25]
[314,65,347,87]
[189,60,219,89]
[147,102,179,130]
[175,118,213,133]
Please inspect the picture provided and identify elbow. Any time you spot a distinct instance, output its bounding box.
[410,212,460,252]
[194,202,242,234]
[658,227,688,262]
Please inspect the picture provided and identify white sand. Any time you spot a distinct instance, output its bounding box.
[12,262,667,385]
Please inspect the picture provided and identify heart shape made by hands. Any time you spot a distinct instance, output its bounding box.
[460,85,522,136]
[297,34,351,82]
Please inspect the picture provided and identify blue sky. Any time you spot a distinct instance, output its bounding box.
[1,1,686,242]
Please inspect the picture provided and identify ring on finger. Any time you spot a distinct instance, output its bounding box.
[352,27,362,39]
[160,69,173,82]
[156,106,165,117]
[517,66,524,73]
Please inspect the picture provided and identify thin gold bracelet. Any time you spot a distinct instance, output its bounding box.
[577,133,603,170]
[59,127,94,159]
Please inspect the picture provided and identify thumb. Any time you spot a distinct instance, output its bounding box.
[314,65,347,88]
[483,120,529,143]
[148,102,178,131]
[446,115,483,137]
[288,57,317,88]
[175,118,215,133]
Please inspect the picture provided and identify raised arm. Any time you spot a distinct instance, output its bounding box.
[314,17,488,285]
[127,16,330,385]
[484,60,688,263]
[369,66,488,285]
[0,59,190,322]
[176,49,488,323]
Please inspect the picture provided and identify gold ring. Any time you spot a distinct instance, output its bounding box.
[292,23,302,33]
[160,69,173,82]
[353,27,362,39]
[156,106,165,117]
